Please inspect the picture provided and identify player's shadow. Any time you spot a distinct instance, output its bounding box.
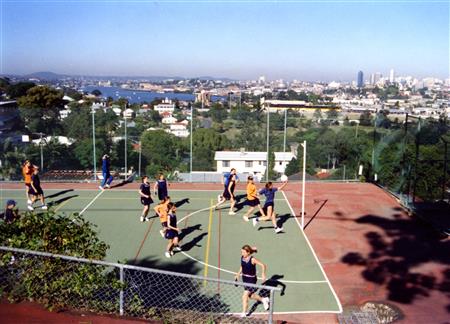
[234,199,248,212]
[257,214,293,232]
[174,198,190,208]
[45,189,74,199]
[48,195,78,208]
[181,232,208,252]
[109,179,132,189]
[247,274,287,316]
[179,224,202,241]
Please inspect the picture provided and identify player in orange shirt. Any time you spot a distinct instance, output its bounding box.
[22,160,36,206]
[242,176,266,222]
[154,196,171,238]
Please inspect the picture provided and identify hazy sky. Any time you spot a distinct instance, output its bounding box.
[1,0,449,81]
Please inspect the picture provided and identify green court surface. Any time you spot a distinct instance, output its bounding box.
[1,187,341,314]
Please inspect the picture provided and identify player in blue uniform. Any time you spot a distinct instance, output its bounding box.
[99,154,114,190]
[234,245,270,317]
[252,180,288,233]
[164,202,182,258]
[154,174,169,201]
[28,168,47,211]
[139,176,153,222]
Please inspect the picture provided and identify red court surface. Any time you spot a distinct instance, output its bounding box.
[1,181,449,324]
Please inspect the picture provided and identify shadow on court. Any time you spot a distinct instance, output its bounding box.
[247,274,287,316]
[181,232,208,252]
[304,199,328,230]
[45,189,74,199]
[48,195,79,208]
[179,224,202,241]
[174,198,190,208]
[256,214,293,232]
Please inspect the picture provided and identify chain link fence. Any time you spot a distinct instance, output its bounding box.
[0,246,280,323]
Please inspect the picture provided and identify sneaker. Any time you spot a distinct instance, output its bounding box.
[27,205,34,211]
[27,199,32,204]
[239,312,248,318]
[144,216,149,222]
[98,186,104,190]
[105,184,110,188]
[174,246,182,252]
[159,229,165,238]
[217,194,222,203]
[262,297,270,310]
[41,205,48,210]
[228,211,236,215]
[140,216,145,222]
[275,227,283,233]
[252,218,258,227]
[243,216,249,222]
[170,251,174,256]
[165,252,171,258]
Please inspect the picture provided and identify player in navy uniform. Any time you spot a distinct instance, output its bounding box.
[253,180,288,233]
[164,202,182,258]
[139,176,153,222]
[2,200,19,223]
[154,174,169,201]
[216,171,237,215]
[234,245,270,317]
[29,168,47,211]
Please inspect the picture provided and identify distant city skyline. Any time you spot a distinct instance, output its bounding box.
[1,1,448,82]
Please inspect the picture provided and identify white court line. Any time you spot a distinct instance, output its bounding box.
[281,190,343,313]
[79,190,105,215]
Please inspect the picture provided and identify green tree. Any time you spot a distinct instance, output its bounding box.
[91,89,102,97]
[17,86,64,135]
[359,110,373,126]
[6,81,36,99]
[141,130,179,175]
[191,128,231,171]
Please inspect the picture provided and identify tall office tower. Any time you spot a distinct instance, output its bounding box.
[357,71,364,88]
[370,73,375,85]
[374,72,382,83]
[389,69,395,83]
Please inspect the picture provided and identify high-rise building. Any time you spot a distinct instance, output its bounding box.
[389,69,395,83]
[357,71,364,88]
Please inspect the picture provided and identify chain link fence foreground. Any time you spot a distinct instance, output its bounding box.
[0,246,280,323]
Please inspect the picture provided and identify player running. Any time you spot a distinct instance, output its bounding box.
[99,154,113,190]
[164,202,182,258]
[252,180,288,233]
[154,196,171,238]
[28,168,47,211]
[22,160,35,206]
[139,176,153,222]
[235,245,270,317]
[242,176,266,222]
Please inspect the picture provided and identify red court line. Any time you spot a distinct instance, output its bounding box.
[133,218,155,263]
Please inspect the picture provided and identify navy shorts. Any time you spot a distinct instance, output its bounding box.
[263,201,274,210]
[165,229,178,239]
[242,275,258,295]
[246,199,260,207]
[140,197,153,206]
[29,186,44,196]
[158,190,168,201]
[161,221,168,227]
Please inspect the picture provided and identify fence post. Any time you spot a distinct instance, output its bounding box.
[268,289,275,324]
[119,265,124,316]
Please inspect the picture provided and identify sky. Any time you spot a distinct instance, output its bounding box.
[1,0,449,81]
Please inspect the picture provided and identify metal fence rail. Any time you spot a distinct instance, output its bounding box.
[0,246,280,323]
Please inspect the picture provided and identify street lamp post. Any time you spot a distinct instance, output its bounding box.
[266,103,270,181]
[91,108,97,181]
[39,132,44,172]
[124,115,127,181]
[190,104,193,182]
[283,108,287,153]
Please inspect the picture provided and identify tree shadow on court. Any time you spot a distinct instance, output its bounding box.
[174,198,190,208]
[125,256,232,318]
[45,189,74,199]
[341,211,450,309]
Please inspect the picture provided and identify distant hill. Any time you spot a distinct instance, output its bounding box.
[24,71,70,80]
[4,72,236,82]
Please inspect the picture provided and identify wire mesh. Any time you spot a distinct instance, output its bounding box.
[0,246,278,323]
